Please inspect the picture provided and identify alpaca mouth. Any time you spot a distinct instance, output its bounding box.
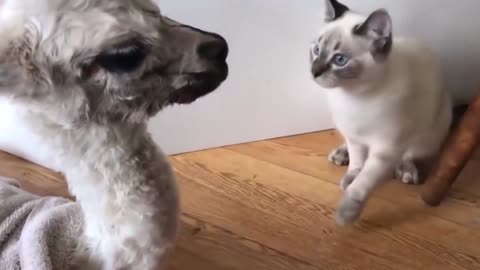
[167,65,228,104]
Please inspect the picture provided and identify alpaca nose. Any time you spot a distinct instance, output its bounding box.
[196,35,229,61]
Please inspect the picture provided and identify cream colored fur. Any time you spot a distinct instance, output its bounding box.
[311,3,452,225]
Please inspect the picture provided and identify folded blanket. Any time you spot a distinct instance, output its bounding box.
[0,179,83,270]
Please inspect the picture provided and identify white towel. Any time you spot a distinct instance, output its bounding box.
[0,179,83,270]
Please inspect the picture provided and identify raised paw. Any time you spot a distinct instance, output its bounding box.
[340,169,360,191]
[395,160,421,185]
[328,144,349,166]
[336,195,365,226]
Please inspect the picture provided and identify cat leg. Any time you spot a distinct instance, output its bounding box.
[328,143,349,166]
[395,157,435,185]
[336,149,399,226]
[395,160,420,185]
[340,140,367,191]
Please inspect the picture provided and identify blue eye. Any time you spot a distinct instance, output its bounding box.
[332,54,349,66]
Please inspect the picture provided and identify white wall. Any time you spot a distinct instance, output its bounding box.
[152,0,480,155]
[346,0,480,104]
[152,0,335,154]
[1,1,480,166]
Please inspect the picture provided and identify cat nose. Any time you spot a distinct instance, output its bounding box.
[196,35,229,61]
[311,60,329,78]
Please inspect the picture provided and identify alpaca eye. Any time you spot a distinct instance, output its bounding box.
[332,53,349,66]
[95,43,147,73]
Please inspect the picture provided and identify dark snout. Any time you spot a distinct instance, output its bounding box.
[187,26,229,78]
[196,33,229,64]
[193,31,229,85]
[166,19,230,104]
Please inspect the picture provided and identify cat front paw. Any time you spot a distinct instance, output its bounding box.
[328,144,349,166]
[339,169,360,191]
[336,194,365,226]
[395,160,421,185]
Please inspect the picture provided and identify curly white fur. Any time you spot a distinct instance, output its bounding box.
[0,0,228,269]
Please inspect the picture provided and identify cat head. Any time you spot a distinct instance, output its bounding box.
[0,0,229,125]
[310,0,393,89]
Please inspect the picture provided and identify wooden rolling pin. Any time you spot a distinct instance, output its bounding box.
[421,98,480,206]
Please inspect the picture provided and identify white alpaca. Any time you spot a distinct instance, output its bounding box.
[0,0,229,269]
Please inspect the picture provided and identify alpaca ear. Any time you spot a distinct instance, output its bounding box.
[324,0,350,22]
[0,47,25,96]
[354,9,393,60]
[0,31,47,97]
[0,22,25,95]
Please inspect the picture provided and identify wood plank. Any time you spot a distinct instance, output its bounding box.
[167,247,228,270]
[272,131,480,197]
[171,213,319,270]
[272,129,342,155]
[176,172,383,270]
[0,151,319,270]
[226,138,480,228]
[1,129,480,270]
[0,151,69,198]
[173,150,480,270]
[223,142,480,253]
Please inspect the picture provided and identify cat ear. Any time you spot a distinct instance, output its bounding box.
[324,0,350,22]
[354,9,393,60]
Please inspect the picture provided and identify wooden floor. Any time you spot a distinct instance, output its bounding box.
[1,130,480,270]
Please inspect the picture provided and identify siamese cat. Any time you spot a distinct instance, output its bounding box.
[310,0,452,225]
